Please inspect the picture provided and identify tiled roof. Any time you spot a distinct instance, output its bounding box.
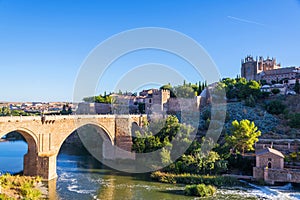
[262,67,297,75]
[256,147,284,158]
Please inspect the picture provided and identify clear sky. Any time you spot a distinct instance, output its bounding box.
[1,0,300,102]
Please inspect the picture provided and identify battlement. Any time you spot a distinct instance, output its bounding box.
[241,55,282,81]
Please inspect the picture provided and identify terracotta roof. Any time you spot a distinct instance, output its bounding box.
[256,147,284,158]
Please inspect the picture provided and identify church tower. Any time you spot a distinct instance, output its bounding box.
[241,55,259,80]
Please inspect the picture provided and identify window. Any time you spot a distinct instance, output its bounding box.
[268,158,272,161]
[268,162,272,169]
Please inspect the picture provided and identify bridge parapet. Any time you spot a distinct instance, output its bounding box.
[0,114,146,123]
[0,114,147,180]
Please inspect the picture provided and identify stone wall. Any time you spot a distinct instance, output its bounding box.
[256,143,299,154]
[253,167,264,180]
[76,103,111,114]
[168,97,200,112]
[254,167,300,184]
[266,168,300,183]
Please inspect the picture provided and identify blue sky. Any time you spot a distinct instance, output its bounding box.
[1,0,300,102]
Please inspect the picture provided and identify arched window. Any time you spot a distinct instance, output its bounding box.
[268,162,272,169]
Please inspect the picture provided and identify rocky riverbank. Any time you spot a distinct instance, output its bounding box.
[0,174,46,199]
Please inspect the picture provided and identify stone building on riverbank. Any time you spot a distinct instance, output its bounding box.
[253,147,300,184]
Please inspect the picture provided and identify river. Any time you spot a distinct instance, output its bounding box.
[1,140,300,200]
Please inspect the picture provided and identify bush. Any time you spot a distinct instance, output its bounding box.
[271,88,280,95]
[150,171,243,187]
[245,95,256,107]
[0,174,42,199]
[20,184,42,199]
[184,184,216,197]
[261,91,270,98]
[289,113,300,128]
[265,100,286,115]
[0,194,14,200]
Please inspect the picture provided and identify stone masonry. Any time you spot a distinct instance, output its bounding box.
[0,115,146,180]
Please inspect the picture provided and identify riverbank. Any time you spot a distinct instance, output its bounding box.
[150,171,247,187]
[0,174,45,199]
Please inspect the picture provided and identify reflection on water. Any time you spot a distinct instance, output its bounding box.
[0,140,27,173]
[55,151,260,200]
[56,153,191,200]
[2,141,300,199]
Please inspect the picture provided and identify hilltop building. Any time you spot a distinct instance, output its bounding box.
[76,88,206,115]
[241,55,300,83]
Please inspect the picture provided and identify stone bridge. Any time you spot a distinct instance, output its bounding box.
[0,114,146,180]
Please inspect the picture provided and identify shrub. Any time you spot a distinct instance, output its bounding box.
[184,184,216,197]
[0,174,42,199]
[151,171,243,187]
[271,88,280,95]
[0,194,14,200]
[20,184,42,199]
[289,113,300,128]
[244,95,256,107]
[261,91,270,98]
[265,100,286,115]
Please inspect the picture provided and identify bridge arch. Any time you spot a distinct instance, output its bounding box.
[57,122,115,152]
[0,127,39,176]
[0,127,38,154]
[56,122,116,167]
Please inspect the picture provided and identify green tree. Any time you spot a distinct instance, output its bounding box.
[198,81,202,95]
[138,102,145,114]
[288,113,300,128]
[271,88,280,95]
[160,84,172,90]
[265,100,286,115]
[0,107,11,116]
[260,80,267,86]
[246,80,261,98]
[295,79,300,94]
[60,104,72,115]
[160,148,172,165]
[225,119,261,155]
[60,104,68,115]
[67,106,72,114]
[173,85,195,98]
[160,84,175,97]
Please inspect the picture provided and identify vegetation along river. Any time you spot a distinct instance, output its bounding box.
[1,140,300,199]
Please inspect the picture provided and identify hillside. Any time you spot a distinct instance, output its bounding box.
[199,95,300,140]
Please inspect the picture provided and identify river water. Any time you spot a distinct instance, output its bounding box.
[1,141,300,200]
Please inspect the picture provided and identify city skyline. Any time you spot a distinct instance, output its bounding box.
[1,0,300,102]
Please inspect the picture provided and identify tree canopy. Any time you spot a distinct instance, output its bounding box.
[225,119,261,155]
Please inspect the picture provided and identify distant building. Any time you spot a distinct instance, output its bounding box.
[253,147,300,185]
[260,84,287,95]
[145,89,170,114]
[241,55,300,83]
[76,87,206,116]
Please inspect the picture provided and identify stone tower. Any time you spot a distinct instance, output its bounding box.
[241,55,259,81]
[241,55,281,81]
[145,89,170,114]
